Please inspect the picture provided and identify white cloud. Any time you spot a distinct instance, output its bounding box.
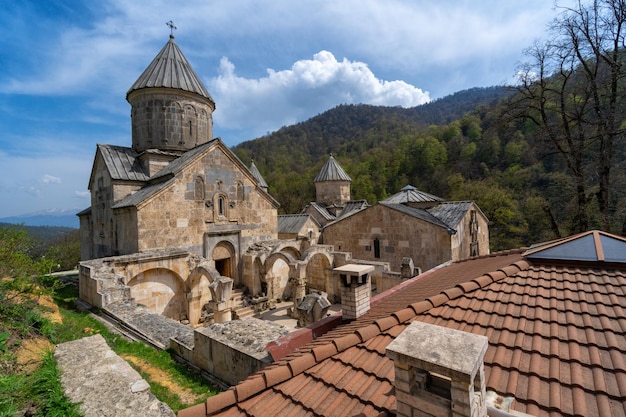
[42,175,62,184]
[210,51,430,137]
[0,152,91,218]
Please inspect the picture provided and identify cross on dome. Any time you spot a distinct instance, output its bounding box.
[166,20,177,38]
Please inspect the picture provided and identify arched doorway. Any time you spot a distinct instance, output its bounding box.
[212,241,238,285]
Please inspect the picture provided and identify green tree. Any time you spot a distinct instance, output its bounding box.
[449,174,528,250]
[513,0,626,232]
[45,229,80,271]
[0,226,59,330]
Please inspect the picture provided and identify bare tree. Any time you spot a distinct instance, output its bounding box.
[513,0,626,233]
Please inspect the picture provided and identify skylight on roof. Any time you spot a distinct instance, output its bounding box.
[524,230,626,264]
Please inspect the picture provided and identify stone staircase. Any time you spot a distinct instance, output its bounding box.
[231,288,255,320]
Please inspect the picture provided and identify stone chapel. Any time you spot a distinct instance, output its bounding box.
[78,33,279,279]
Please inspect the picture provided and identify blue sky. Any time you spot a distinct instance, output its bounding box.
[0,0,567,218]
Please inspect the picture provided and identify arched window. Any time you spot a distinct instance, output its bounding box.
[218,196,225,216]
[214,193,228,218]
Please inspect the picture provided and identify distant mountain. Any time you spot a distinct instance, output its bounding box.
[233,86,513,169]
[0,209,80,229]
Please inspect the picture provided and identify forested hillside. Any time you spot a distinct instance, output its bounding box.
[233,87,626,251]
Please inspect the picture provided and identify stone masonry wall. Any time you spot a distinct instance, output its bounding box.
[136,143,277,254]
[129,89,214,153]
[323,204,452,273]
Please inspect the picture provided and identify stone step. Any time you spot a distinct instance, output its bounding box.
[230,288,246,306]
[233,306,255,320]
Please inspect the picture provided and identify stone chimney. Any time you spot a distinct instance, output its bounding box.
[334,264,375,320]
[386,321,489,417]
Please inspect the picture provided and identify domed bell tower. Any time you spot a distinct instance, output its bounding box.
[126,29,216,166]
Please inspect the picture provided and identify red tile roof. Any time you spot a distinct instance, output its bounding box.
[179,231,626,417]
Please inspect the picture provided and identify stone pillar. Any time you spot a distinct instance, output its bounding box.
[208,277,233,323]
[386,321,488,417]
[289,276,307,316]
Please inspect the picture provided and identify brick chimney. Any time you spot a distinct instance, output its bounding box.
[334,264,374,320]
[386,321,488,417]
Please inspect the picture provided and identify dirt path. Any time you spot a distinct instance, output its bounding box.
[16,337,54,373]
[14,294,62,373]
[38,294,63,324]
[121,354,202,405]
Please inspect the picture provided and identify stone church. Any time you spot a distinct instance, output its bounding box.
[78,33,278,275]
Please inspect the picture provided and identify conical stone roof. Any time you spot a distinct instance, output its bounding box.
[314,155,351,182]
[127,35,214,103]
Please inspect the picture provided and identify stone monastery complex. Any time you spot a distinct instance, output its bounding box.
[63,32,626,417]
[78,33,489,328]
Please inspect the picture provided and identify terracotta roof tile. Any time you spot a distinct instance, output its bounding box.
[332,333,361,352]
[203,389,237,416]
[374,316,399,332]
[355,324,380,342]
[473,274,495,287]
[235,375,267,402]
[263,364,293,387]
[312,343,338,363]
[391,307,414,323]
[178,403,205,417]
[287,353,317,376]
[427,292,449,307]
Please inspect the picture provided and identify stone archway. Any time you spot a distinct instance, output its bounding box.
[280,246,301,261]
[302,249,336,302]
[127,267,185,321]
[187,264,218,326]
[264,252,297,302]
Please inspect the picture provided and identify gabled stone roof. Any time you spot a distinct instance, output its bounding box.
[335,199,369,220]
[127,35,214,103]
[380,202,456,233]
[314,155,352,182]
[112,138,280,210]
[426,200,475,228]
[180,231,626,417]
[277,214,319,235]
[303,202,336,221]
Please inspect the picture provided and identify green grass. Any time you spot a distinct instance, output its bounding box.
[0,352,82,417]
[50,282,218,413]
[1,280,217,415]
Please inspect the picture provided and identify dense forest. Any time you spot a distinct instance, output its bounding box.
[233,85,626,252]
